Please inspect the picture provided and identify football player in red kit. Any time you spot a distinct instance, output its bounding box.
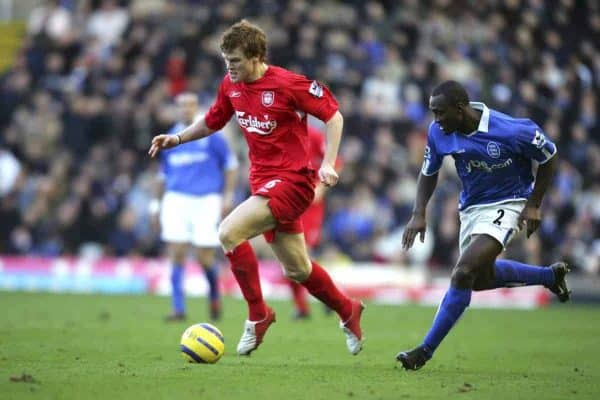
[149,20,364,356]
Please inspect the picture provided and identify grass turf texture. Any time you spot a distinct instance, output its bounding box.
[1,292,598,399]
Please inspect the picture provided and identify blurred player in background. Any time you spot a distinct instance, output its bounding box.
[397,81,571,371]
[149,20,364,356]
[290,125,340,320]
[151,92,237,322]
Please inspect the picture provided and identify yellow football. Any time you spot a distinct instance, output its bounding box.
[180,323,225,364]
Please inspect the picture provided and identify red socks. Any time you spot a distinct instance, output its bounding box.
[289,281,310,315]
[301,261,352,321]
[226,241,267,321]
[227,244,350,322]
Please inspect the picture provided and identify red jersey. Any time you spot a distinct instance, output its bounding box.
[204,66,339,183]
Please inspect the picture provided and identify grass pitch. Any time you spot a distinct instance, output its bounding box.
[1,291,598,399]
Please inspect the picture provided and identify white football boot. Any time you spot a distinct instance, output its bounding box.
[236,307,276,355]
[339,300,365,355]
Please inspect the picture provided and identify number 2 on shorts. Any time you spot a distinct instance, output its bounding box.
[493,209,505,225]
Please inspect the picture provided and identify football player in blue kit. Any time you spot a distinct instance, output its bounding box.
[397,80,571,370]
[153,92,238,321]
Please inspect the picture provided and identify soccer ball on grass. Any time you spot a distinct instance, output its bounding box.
[180,323,225,364]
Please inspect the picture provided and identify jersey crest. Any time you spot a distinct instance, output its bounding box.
[486,141,501,158]
[261,91,275,106]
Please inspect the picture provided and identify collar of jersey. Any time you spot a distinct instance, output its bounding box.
[465,101,490,136]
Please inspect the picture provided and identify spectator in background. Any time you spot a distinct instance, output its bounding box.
[108,207,139,256]
[0,148,22,197]
[0,0,597,277]
[27,0,72,44]
[86,0,129,49]
[0,148,24,253]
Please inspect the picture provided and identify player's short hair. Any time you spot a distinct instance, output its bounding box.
[220,19,268,62]
[431,80,469,106]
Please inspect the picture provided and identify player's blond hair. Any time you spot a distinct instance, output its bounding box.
[220,19,267,62]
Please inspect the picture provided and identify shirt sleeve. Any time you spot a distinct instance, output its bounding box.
[204,78,234,131]
[516,120,557,164]
[211,132,239,171]
[421,124,443,175]
[288,74,339,122]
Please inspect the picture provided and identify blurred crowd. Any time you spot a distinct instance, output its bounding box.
[0,0,598,274]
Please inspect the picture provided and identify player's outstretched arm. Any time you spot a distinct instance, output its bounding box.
[319,110,343,187]
[148,117,216,157]
[519,154,558,237]
[402,172,439,251]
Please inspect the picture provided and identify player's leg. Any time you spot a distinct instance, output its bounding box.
[289,280,310,319]
[473,258,570,301]
[397,234,501,370]
[190,193,226,321]
[286,214,319,321]
[287,215,313,320]
[196,247,221,321]
[269,232,365,355]
[160,192,191,321]
[219,195,275,320]
[219,195,276,252]
[299,202,328,317]
[166,242,189,321]
[466,202,571,301]
[218,195,277,355]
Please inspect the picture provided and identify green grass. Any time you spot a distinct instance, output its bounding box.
[1,292,598,399]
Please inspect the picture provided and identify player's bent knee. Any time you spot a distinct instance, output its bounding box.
[217,221,239,251]
[283,266,310,282]
[451,265,477,289]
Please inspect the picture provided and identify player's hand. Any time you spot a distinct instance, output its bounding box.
[402,213,427,251]
[318,162,339,187]
[518,205,541,238]
[148,134,179,158]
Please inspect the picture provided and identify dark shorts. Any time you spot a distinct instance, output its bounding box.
[251,173,315,243]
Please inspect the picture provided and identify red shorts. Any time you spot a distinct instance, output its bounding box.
[300,200,325,249]
[251,173,315,243]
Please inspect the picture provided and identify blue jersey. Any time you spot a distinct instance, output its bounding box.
[422,102,557,210]
[160,122,238,196]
